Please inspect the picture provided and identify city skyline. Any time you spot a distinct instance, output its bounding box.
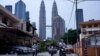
[0,0,100,38]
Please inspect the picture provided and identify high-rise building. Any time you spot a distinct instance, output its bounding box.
[53,16,65,41]
[52,0,65,41]
[76,9,84,29]
[5,5,12,13]
[25,11,30,22]
[39,0,46,40]
[52,0,58,39]
[15,0,26,20]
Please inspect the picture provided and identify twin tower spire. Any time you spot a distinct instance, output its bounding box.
[39,0,58,39]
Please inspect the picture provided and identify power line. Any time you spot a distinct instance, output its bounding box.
[66,1,75,29]
[66,0,75,44]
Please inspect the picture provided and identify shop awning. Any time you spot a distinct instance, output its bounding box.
[0,27,33,37]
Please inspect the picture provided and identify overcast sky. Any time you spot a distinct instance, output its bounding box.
[0,0,100,38]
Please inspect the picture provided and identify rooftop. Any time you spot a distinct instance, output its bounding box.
[80,20,100,25]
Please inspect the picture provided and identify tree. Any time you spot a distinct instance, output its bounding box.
[45,39,57,46]
[39,40,57,52]
[39,41,46,52]
[62,29,80,44]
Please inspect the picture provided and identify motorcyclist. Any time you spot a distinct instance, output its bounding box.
[59,46,66,56]
[48,45,57,56]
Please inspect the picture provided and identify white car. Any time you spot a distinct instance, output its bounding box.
[12,45,32,54]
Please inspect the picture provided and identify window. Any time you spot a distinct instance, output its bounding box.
[88,31,92,34]
[94,31,98,33]
[89,35,100,46]
[83,32,86,34]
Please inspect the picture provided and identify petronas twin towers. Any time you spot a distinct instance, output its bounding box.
[39,0,65,41]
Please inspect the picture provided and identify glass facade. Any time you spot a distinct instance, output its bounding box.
[15,0,26,20]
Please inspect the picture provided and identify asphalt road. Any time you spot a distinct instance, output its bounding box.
[37,51,79,56]
[18,51,79,56]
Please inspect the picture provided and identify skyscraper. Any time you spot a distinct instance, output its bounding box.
[15,0,26,20]
[52,0,65,41]
[39,0,46,40]
[52,0,58,39]
[5,5,12,13]
[25,11,30,22]
[76,9,84,29]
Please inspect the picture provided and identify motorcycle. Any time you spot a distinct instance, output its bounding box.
[59,47,66,56]
[48,46,57,56]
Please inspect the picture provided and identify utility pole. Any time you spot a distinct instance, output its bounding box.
[75,0,80,55]
[75,0,79,41]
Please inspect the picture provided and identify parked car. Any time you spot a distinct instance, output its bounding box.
[10,45,32,54]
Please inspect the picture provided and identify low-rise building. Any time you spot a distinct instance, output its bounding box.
[74,20,100,56]
[80,19,100,41]
[0,5,36,53]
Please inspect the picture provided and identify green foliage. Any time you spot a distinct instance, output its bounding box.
[39,41,46,52]
[45,40,57,46]
[39,40,57,52]
[63,29,80,44]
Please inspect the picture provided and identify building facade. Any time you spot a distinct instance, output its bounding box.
[0,5,36,53]
[74,20,100,56]
[39,0,46,40]
[53,16,65,41]
[15,0,26,20]
[76,9,84,29]
[80,20,100,41]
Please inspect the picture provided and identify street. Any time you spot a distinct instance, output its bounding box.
[2,51,79,56]
[18,51,79,56]
[37,51,79,56]
[37,51,58,56]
